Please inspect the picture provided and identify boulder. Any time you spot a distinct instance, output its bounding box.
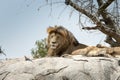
[0,56,120,80]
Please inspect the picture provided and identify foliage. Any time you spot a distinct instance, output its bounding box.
[31,39,47,58]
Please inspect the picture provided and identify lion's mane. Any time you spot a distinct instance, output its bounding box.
[46,25,87,57]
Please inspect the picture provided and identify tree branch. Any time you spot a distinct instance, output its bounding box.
[98,0,114,11]
[82,26,98,30]
[97,0,116,29]
[105,36,120,47]
[65,0,120,44]
[97,24,120,42]
[65,0,98,23]
[82,24,120,43]
[97,0,103,7]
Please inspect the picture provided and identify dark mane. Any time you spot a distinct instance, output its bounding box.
[47,25,87,56]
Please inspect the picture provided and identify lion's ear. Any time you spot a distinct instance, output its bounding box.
[47,26,55,34]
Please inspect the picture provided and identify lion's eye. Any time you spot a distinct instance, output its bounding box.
[58,36,61,39]
[50,35,53,38]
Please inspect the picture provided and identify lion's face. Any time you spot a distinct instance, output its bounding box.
[48,32,64,50]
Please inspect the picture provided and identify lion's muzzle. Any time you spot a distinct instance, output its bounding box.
[50,41,58,49]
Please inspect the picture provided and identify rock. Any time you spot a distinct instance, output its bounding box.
[0,56,120,80]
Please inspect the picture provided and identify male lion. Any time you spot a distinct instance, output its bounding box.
[46,25,87,57]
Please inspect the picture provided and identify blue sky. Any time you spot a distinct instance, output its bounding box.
[0,0,107,59]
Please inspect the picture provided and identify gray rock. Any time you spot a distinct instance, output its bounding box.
[0,56,120,80]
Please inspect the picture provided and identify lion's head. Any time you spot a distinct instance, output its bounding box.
[46,25,87,57]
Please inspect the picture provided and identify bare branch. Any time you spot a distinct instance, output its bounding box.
[105,36,120,47]
[58,6,68,19]
[38,1,64,11]
[65,0,120,44]
[97,0,116,29]
[97,24,120,42]
[97,0,103,7]
[98,0,115,11]
[65,0,98,23]
[82,26,98,30]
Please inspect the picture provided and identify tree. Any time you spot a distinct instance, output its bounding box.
[31,39,47,58]
[0,46,6,56]
[44,0,120,47]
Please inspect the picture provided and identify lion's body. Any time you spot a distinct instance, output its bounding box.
[46,26,87,57]
[72,46,120,57]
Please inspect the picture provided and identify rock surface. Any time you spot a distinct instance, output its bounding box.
[0,56,120,80]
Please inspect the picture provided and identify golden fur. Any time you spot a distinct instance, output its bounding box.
[46,25,87,57]
[72,46,120,57]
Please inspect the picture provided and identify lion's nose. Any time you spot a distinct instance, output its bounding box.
[52,41,56,44]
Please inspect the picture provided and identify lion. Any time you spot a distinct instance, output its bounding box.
[72,45,120,58]
[46,25,87,57]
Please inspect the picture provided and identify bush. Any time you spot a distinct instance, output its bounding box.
[31,39,47,58]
